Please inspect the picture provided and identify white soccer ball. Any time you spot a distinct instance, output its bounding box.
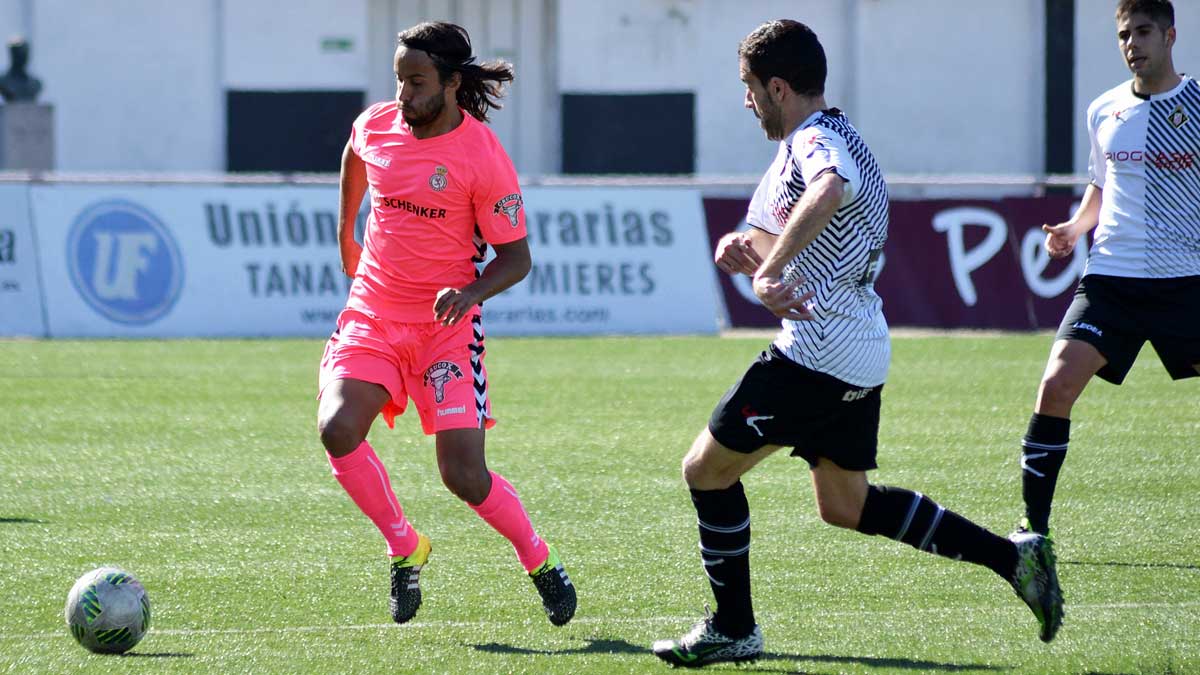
[64,567,151,654]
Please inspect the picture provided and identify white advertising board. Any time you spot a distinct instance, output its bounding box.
[32,184,349,337]
[484,187,721,335]
[0,185,46,337]
[28,184,721,338]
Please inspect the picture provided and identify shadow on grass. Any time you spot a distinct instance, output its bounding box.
[0,517,45,524]
[472,637,643,656]
[1061,559,1200,572]
[118,652,194,659]
[472,640,1000,672]
[750,653,1004,672]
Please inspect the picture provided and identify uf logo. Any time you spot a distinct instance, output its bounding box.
[67,200,184,325]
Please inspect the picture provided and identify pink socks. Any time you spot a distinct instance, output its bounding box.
[327,441,420,558]
[329,446,547,570]
[470,472,550,572]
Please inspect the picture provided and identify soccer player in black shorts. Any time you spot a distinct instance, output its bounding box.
[651,20,1063,669]
[1016,0,1199,538]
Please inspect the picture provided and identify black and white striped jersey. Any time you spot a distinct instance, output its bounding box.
[746,109,889,387]
[1085,76,1200,278]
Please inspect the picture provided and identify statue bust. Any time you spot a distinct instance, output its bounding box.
[0,38,43,103]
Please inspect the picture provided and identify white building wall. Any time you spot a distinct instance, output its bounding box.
[556,0,1047,175]
[557,0,850,175]
[853,0,1045,175]
[364,0,551,173]
[1,0,1194,176]
[4,0,222,171]
[0,2,26,38]
[223,0,369,90]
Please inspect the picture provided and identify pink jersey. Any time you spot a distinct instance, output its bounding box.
[345,101,527,321]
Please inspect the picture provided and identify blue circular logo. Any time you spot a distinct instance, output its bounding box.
[67,200,184,325]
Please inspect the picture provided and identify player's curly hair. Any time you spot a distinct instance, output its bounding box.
[397,22,514,124]
[1116,0,1174,28]
[737,20,826,97]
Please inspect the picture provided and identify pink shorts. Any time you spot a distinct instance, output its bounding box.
[318,308,495,434]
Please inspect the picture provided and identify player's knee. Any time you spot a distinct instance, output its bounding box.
[438,462,489,504]
[317,412,364,457]
[680,453,700,485]
[1038,371,1084,410]
[816,499,860,530]
[681,453,732,490]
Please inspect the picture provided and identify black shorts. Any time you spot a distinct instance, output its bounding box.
[708,346,883,471]
[1056,274,1200,384]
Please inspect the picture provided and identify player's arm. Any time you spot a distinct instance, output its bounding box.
[715,226,775,275]
[752,171,844,320]
[434,237,531,326]
[338,140,369,277]
[1043,183,1101,259]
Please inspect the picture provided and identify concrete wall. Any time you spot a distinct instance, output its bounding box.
[0,0,1195,176]
[852,0,1045,175]
[556,0,1046,175]
[223,1,369,90]
[0,2,25,38]
[3,0,222,171]
[557,1,853,175]
[367,0,557,178]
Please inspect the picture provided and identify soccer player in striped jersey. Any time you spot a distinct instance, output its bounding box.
[652,20,1062,667]
[1018,0,1198,538]
[316,22,574,627]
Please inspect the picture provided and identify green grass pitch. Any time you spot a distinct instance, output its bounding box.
[0,334,1196,674]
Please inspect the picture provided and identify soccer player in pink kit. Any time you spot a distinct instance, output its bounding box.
[317,21,575,626]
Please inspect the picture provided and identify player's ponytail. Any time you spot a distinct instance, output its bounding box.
[398,22,514,124]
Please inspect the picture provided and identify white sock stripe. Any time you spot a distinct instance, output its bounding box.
[1020,453,1047,477]
[1022,440,1068,451]
[697,516,751,533]
[895,491,923,542]
[699,542,751,557]
[918,505,945,551]
[365,454,402,518]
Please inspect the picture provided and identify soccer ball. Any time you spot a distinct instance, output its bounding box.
[64,567,151,654]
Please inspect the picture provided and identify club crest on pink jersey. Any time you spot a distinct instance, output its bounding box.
[492,193,523,227]
[429,165,448,191]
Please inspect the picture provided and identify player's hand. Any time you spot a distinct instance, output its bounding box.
[714,232,763,275]
[752,272,816,321]
[433,287,479,326]
[1042,222,1081,259]
[340,240,363,278]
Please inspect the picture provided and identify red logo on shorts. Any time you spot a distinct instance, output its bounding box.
[423,361,464,403]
